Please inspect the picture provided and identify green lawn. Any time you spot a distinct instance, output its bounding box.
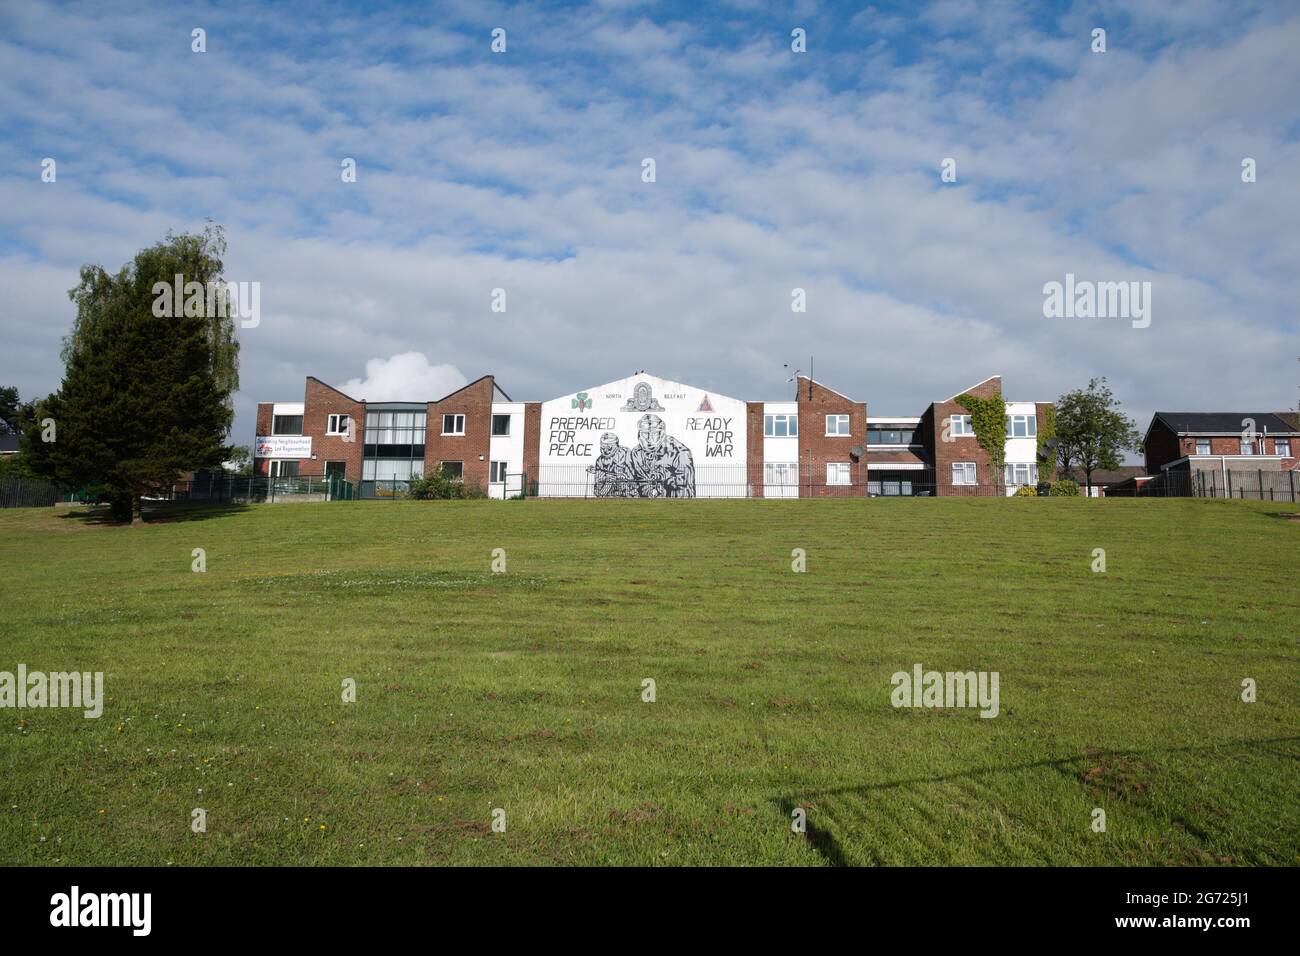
[0,497,1296,866]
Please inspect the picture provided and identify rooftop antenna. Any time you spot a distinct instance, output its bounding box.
[783,364,801,400]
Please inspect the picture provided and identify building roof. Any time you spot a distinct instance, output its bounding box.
[0,433,20,454]
[943,375,1001,403]
[1150,412,1299,436]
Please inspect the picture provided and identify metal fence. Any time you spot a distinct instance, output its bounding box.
[59,474,358,504]
[1107,468,1300,501]
[0,477,61,508]
[532,464,1027,498]
[166,474,357,503]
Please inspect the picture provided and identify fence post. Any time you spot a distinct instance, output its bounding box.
[1258,468,1263,501]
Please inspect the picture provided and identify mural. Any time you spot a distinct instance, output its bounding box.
[539,374,745,498]
[587,414,696,497]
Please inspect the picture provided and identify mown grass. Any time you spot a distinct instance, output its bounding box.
[0,497,1296,866]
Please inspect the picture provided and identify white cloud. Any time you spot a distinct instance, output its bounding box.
[0,0,1297,450]
[337,353,467,402]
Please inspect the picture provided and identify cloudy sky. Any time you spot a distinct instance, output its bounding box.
[2,0,1297,447]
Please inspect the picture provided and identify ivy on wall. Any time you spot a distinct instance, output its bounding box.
[956,391,1007,482]
[1037,404,1056,481]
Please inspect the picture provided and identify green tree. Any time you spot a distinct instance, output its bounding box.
[24,227,240,522]
[0,386,40,479]
[0,385,37,435]
[1053,377,1141,495]
[226,444,253,476]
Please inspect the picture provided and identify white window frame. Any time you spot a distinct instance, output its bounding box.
[1276,438,1292,457]
[950,415,973,437]
[1239,439,1254,456]
[491,414,511,437]
[763,414,798,438]
[1005,414,1037,438]
[951,462,977,486]
[442,414,466,436]
[440,460,464,479]
[1195,439,1211,455]
[489,460,508,483]
[326,413,350,436]
[826,462,851,486]
[825,414,851,437]
[1004,462,1037,486]
[764,462,798,486]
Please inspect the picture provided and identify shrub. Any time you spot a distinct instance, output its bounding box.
[408,472,488,500]
[1014,484,1037,497]
[1048,478,1080,497]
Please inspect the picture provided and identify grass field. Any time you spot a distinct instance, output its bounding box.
[0,497,1296,866]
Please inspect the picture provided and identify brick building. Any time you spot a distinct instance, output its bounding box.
[254,371,1051,498]
[872,375,1053,496]
[1140,411,1300,498]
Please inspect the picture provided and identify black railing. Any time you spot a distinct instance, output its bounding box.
[164,474,356,503]
[0,477,61,508]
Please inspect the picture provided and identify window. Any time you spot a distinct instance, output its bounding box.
[442,414,466,436]
[272,415,303,435]
[1004,462,1037,486]
[1005,414,1037,438]
[763,414,798,438]
[826,462,851,486]
[1239,439,1254,456]
[825,414,851,437]
[491,414,511,437]
[951,462,977,485]
[1277,439,1292,457]
[362,410,426,459]
[1195,439,1211,455]
[489,461,508,483]
[323,460,346,479]
[950,415,973,437]
[269,459,299,478]
[362,459,421,481]
[440,461,463,479]
[867,429,914,445]
[326,413,350,436]
[764,463,798,486]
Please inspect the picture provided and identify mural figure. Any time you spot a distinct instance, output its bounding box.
[587,433,637,497]
[630,413,696,498]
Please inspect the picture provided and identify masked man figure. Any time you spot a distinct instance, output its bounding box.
[631,414,696,498]
[588,432,636,497]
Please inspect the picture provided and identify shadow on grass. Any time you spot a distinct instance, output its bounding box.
[58,502,251,525]
[776,796,852,866]
[774,735,1299,867]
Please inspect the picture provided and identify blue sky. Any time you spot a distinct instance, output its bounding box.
[2,0,1298,445]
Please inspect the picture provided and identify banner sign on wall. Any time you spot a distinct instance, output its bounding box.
[254,435,312,459]
[538,374,746,497]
